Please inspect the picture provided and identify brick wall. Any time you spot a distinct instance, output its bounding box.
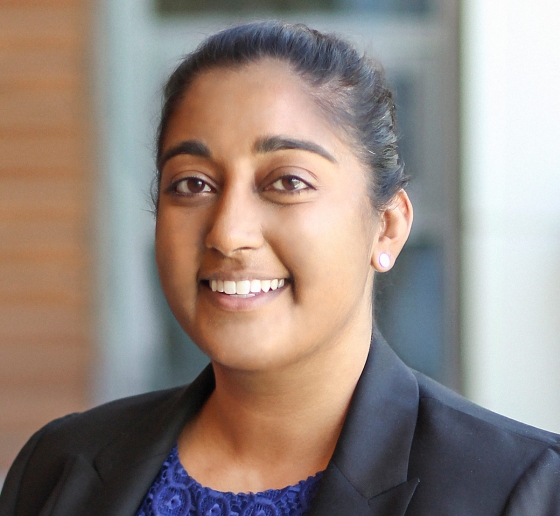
[0,0,94,473]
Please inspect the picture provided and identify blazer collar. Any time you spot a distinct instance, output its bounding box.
[309,332,420,515]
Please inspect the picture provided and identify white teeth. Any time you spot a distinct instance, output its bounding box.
[211,278,286,295]
[223,280,236,295]
[236,280,251,295]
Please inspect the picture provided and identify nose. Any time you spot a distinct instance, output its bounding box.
[205,186,264,257]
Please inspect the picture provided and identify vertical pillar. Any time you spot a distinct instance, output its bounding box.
[462,0,560,431]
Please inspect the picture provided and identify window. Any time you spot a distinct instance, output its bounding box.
[155,0,434,16]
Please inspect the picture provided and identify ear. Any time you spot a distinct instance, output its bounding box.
[371,189,413,272]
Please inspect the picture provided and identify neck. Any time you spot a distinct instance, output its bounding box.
[178,312,372,492]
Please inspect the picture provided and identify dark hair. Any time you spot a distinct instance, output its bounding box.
[154,20,408,212]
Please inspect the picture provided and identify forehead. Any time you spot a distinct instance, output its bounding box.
[186,58,310,108]
[162,59,343,153]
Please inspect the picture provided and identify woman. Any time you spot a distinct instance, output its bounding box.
[1,21,559,516]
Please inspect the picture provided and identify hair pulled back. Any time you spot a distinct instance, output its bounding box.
[155,21,408,212]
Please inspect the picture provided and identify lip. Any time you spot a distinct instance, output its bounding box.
[200,280,288,312]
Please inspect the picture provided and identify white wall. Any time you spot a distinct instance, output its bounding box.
[462,1,560,432]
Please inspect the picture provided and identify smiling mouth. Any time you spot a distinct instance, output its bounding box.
[206,278,287,296]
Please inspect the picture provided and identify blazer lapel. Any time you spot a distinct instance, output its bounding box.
[367,479,420,514]
[38,455,102,516]
[43,366,215,516]
[309,333,420,516]
[88,366,215,515]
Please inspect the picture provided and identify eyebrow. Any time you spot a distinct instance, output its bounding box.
[254,136,337,163]
[158,135,337,169]
[158,140,211,169]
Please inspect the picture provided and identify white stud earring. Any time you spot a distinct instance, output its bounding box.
[378,252,391,269]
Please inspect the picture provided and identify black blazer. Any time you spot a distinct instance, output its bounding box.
[1,335,559,516]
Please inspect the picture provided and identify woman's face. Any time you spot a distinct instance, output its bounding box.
[156,60,383,372]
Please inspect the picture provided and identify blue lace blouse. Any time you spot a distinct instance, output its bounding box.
[135,444,324,516]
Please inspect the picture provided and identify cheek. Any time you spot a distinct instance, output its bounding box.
[155,209,202,310]
[267,194,375,301]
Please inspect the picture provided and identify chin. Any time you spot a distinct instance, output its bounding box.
[194,324,305,373]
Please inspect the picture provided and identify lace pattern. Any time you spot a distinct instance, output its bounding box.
[135,445,323,516]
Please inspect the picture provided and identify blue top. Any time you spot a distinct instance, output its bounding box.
[135,444,324,516]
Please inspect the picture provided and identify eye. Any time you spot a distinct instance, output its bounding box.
[268,175,310,192]
[174,177,214,195]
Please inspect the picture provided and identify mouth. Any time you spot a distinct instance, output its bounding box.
[203,278,287,296]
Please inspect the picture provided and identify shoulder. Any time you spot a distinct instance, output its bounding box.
[414,371,559,446]
[0,366,216,516]
[32,386,187,458]
[0,387,186,515]
[408,371,560,514]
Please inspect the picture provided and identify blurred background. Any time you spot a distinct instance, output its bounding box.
[1,0,559,483]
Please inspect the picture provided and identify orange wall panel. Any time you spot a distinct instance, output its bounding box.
[0,0,95,473]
